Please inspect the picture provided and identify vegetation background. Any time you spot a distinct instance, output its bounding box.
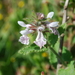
[0,0,75,75]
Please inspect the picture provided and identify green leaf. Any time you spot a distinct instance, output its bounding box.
[62,47,73,62]
[61,23,66,29]
[18,44,47,55]
[58,61,75,75]
[48,34,58,46]
[58,23,66,35]
[58,27,65,35]
[49,49,57,67]
[49,41,59,67]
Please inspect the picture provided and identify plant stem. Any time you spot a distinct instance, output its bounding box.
[58,0,69,64]
[48,46,66,66]
[57,0,69,74]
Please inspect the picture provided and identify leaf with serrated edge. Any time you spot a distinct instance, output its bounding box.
[18,45,47,55]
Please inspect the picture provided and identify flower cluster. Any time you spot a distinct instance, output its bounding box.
[18,12,59,48]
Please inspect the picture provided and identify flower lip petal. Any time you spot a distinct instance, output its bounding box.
[34,31,46,48]
[47,12,54,19]
[34,39,46,49]
[18,21,26,27]
[48,22,59,27]
[19,35,29,45]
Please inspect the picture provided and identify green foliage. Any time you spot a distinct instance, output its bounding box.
[0,0,75,75]
[62,47,73,62]
[18,44,47,55]
[49,41,59,67]
[48,34,58,46]
[58,61,75,75]
[49,49,57,67]
[58,23,66,35]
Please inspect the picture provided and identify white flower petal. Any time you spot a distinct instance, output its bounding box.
[35,31,41,41]
[18,21,26,27]
[19,35,29,45]
[20,29,34,35]
[29,30,34,33]
[47,12,54,19]
[26,24,31,28]
[48,22,59,27]
[34,31,46,48]
[34,39,46,49]
[18,21,31,28]
[20,29,29,35]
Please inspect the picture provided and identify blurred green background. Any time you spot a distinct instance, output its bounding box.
[0,0,75,75]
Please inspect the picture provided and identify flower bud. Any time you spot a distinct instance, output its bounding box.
[37,13,44,20]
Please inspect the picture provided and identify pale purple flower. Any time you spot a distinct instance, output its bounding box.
[18,21,34,45]
[34,27,46,49]
[18,11,60,48]
[47,12,54,19]
[47,22,60,37]
[19,35,29,45]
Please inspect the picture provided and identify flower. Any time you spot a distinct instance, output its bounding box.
[46,22,60,37]
[34,27,46,49]
[18,11,60,48]
[37,13,44,20]
[18,21,34,45]
[42,52,48,57]
[19,35,29,45]
[18,1,25,8]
